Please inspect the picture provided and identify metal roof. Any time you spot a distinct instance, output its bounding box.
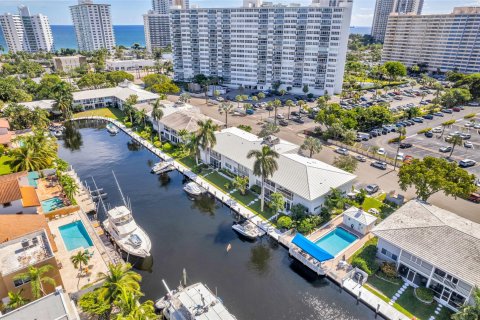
[72,83,159,102]
[373,200,480,287]
[343,207,377,226]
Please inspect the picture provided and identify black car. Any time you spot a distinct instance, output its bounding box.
[265,106,274,111]
[279,119,289,126]
[423,114,434,120]
[371,161,387,170]
[424,131,433,138]
[307,113,316,120]
[400,143,413,149]
[442,109,453,114]
[290,111,300,117]
[292,117,305,124]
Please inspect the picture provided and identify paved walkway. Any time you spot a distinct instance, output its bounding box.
[390,283,409,305]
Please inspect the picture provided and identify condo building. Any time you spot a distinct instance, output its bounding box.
[382,7,480,74]
[70,0,116,52]
[170,0,353,95]
[0,5,54,53]
[144,0,189,51]
[371,0,423,42]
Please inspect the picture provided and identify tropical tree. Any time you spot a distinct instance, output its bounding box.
[218,102,234,127]
[398,156,476,201]
[449,135,463,158]
[247,146,279,212]
[196,119,220,163]
[232,175,249,195]
[301,137,322,158]
[59,175,79,202]
[6,289,29,310]
[235,94,246,108]
[258,123,280,138]
[179,92,191,104]
[324,188,347,212]
[452,287,480,320]
[7,133,57,172]
[113,288,157,320]
[151,99,165,142]
[134,109,147,127]
[268,192,285,218]
[13,265,56,299]
[70,250,91,272]
[333,155,358,173]
[285,100,295,119]
[272,99,282,125]
[185,133,201,165]
[123,104,135,125]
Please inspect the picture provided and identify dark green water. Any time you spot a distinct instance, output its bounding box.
[58,121,376,320]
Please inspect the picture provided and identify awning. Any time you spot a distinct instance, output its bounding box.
[292,233,334,262]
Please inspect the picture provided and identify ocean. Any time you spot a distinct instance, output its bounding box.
[0,25,370,51]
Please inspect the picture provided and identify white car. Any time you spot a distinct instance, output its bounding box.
[464,141,473,148]
[335,148,349,156]
[377,148,386,155]
[465,122,474,128]
[432,127,442,133]
[396,152,405,160]
[474,124,480,129]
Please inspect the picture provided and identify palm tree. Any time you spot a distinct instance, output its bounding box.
[6,289,29,310]
[272,99,282,125]
[218,102,234,127]
[123,104,135,124]
[70,250,91,272]
[196,119,220,163]
[449,135,463,158]
[13,265,56,299]
[96,263,142,308]
[151,99,165,142]
[247,146,279,212]
[179,93,191,104]
[114,288,157,320]
[7,145,49,172]
[285,100,295,120]
[393,127,406,169]
[185,133,201,165]
[134,109,147,127]
[452,287,480,320]
[301,137,322,158]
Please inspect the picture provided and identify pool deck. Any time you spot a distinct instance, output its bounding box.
[48,211,109,293]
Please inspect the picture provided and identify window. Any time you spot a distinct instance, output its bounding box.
[14,277,30,287]
[381,248,398,261]
[3,202,11,208]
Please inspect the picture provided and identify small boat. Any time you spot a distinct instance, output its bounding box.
[106,123,119,135]
[183,181,206,197]
[151,161,175,174]
[155,280,237,320]
[232,220,265,241]
[52,130,63,137]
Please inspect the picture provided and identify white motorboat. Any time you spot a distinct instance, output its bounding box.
[151,161,175,174]
[183,181,206,197]
[232,220,265,240]
[106,123,119,135]
[102,205,151,258]
[156,281,237,320]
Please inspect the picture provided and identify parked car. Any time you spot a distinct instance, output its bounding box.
[424,131,433,138]
[335,147,349,155]
[433,112,444,117]
[396,152,405,161]
[245,109,254,115]
[465,122,474,128]
[400,143,413,149]
[442,109,453,114]
[422,114,434,120]
[461,133,471,140]
[432,127,442,133]
[412,117,424,123]
[371,161,387,170]
[292,117,305,124]
[355,155,367,162]
[279,119,289,126]
[439,146,453,153]
[290,111,300,117]
[403,155,414,164]
[468,193,480,203]
[459,159,476,168]
[453,107,461,112]
[357,132,371,141]
[377,148,386,155]
[464,141,473,148]
[365,184,379,194]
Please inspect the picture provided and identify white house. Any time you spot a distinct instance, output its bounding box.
[17,100,56,112]
[373,200,480,311]
[200,128,356,213]
[342,206,377,235]
[105,59,156,71]
[0,172,40,215]
[72,80,159,110]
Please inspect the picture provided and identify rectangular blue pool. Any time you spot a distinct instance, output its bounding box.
[58,221,93,251]
[41,197,65,212]
[315,227,358,257]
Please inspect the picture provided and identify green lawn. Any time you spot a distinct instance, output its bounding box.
[394,287,438,320]
[367,274,403,299]
[363,284,390,303]
[203,171,231,193]
[249,201,275,220]
[362,196,384,211]
[73,107,125,121]
[177,155,198,169]
[0,155,12,176]
[436,306,454,320]
[231,190,258,206]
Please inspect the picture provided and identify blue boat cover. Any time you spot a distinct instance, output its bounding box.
[292,233,334,262]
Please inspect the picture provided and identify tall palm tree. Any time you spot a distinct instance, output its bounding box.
[6,289,29,310]
[13,265,56,299]
[218,102,234,127]
[449,135,463,159]
[7,146,49,172]
[196,119,220,163]
[151,99,165,142]
[185,133,201,165]
[96,263,142,308]
[247,146,279,212]
[70,250,91,272]
[113,288,157,320]
[272,99,282,125]
[285,100,295,120]
[452,287,480,320]
[301,137,322,158]
[123,104,135,124]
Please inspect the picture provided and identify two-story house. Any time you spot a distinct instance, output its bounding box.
[0,172,40,215]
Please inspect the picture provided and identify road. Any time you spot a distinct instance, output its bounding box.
[166,95,480,224]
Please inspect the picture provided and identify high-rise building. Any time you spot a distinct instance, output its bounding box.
[382,7,480,74]
[170,0,353,95]
[371,0,423,42]
[144,0,189,52]
[70,0,115,52]
[0,5,54,53]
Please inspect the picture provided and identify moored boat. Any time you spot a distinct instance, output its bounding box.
[151,161,175,174]
[106,123,119,135]
[232,220,265,241]
[183,181,206,197]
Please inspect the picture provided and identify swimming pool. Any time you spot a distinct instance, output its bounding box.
[41,197,65,212]
[315,227,358,257]
[58,221,93,251]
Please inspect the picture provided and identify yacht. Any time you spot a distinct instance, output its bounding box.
[183,181,206,197]
[232,220,265,241]
[151,161,175,174]
[155,281,237,320]
[99,171,151,258]
[106,123,119,135]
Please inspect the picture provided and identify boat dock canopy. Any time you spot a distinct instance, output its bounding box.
[292,233,334,262]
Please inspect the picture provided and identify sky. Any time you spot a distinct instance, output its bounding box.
[0,0,479,26]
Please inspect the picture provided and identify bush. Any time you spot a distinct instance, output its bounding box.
[124,121,132,128]
[290,203,308,220]
[224,182,231,190]
[162,142,174,152]
[296,218,314,234]
[464,113,476,119]
[380,262,398,278]
[219,168,236,179]
[154,141,161,148]
[349,238,378,275]
[250,185,261,194]
[417,128,432,134]
[442,119,456,126]
[415,287,435,303]
[388,136,406,144]
[277,216,293,229]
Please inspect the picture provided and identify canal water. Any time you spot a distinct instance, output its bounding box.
[58,121,376,320]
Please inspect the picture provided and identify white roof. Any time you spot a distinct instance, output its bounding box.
[342,206,377,226]
[212,128,356,201]
[114,220,137,235]
[107,205,131,220]
[160,109,223,132]
[373,200,480,287]
[73,82,158,102]
[17,100,56,111]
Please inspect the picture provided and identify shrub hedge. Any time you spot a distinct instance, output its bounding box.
[349,238,379,275]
